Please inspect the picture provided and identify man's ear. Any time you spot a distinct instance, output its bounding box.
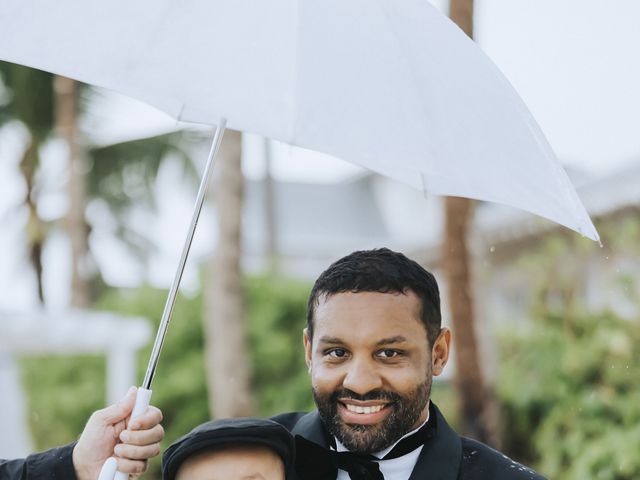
[431,327,451,377]
[303,328,312,371]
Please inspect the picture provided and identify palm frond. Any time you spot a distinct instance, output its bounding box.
[88,130,194,214]
[0,61,54,138]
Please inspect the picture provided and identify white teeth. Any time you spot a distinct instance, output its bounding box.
[345,404,384,414]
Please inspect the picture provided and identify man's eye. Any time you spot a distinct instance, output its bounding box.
[327,348,348,358]
[378,349,401,358]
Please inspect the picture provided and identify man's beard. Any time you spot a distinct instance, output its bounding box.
[313,379,431,454]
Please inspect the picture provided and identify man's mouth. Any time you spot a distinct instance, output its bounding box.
[338,400,392,424]
[344,404,385,414]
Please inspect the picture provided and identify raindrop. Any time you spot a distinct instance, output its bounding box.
[489,246,495,253]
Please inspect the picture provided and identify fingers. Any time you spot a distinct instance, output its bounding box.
[120,423,165,447]
[94,386,137,425]
[115,457,149,476]
[115,414,164,466]
[114,441,161,462]
[128,405,163,430]
[73,389,164,480]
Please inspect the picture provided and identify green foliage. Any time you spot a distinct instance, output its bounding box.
[0,61,54,138]
[20,355,105,449]
[496,216,640,479]
[247,273,315,415]
[429,379,459,428]
[498,304,640,479]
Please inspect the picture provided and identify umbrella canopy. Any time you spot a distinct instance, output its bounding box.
[0,0,598,240]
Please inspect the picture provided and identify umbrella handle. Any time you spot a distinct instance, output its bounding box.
[98,387,153,480]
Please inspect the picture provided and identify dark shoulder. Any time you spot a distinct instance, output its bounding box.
[0,443,78,479]
[269,411,309,432]
[460,437,546,480]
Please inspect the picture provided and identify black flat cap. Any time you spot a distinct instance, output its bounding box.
[162,417,295,480]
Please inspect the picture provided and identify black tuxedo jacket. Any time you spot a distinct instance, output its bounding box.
[0,443,76,480]
[272,404,546,480]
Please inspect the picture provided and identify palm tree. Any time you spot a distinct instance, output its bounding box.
[263,138,279,270]
[2,62,194,305]
[204,129,253,418]
[87,130,196,271]
[443,0,499,446]
[54,75,93,307]
[0,62,54,303]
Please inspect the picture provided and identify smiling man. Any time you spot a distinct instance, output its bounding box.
[273,248,544,480]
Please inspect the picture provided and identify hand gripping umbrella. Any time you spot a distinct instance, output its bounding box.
[0,0,599,477]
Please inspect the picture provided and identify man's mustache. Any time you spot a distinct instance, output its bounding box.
[329,388,402,403]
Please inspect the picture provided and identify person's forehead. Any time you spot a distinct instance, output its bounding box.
[313,291,425,337]
[176,445,284,480]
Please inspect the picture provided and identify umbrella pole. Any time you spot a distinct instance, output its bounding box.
[106,118,228,480]
[142,118,228,390]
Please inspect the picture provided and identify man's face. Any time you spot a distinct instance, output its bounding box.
[304,291,449,454]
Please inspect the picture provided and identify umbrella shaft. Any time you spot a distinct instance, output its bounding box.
[142,119,228,390]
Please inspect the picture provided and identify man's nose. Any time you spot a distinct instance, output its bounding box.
[342,358,383,395]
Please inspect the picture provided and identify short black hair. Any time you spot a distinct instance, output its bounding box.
[307,248,441,345]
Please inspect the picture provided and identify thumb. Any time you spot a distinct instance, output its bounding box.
[97,386,137,425]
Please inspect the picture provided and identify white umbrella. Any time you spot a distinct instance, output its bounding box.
[0,0,597,241]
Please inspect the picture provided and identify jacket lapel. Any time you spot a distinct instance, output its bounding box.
[291,410,330,447]
[408,404,461,480]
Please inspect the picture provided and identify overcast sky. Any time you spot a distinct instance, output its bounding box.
[476,0,640,172]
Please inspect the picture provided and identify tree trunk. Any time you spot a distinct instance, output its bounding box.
[54,76,92,308]
[263,138,279,271]
[19,139,45,304]
[204,129,253,418]
[443,196,493,442]
[449,0,474,37]
[443,0,499,446]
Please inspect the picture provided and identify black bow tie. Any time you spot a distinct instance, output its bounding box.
[295,436,383,480]
[294,416,435,480]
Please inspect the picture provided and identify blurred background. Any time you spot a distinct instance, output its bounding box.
[1,0,639,478]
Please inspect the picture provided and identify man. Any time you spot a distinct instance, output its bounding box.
[162,417,295,480]
[0,386,164,479]
[273,248,544,480]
